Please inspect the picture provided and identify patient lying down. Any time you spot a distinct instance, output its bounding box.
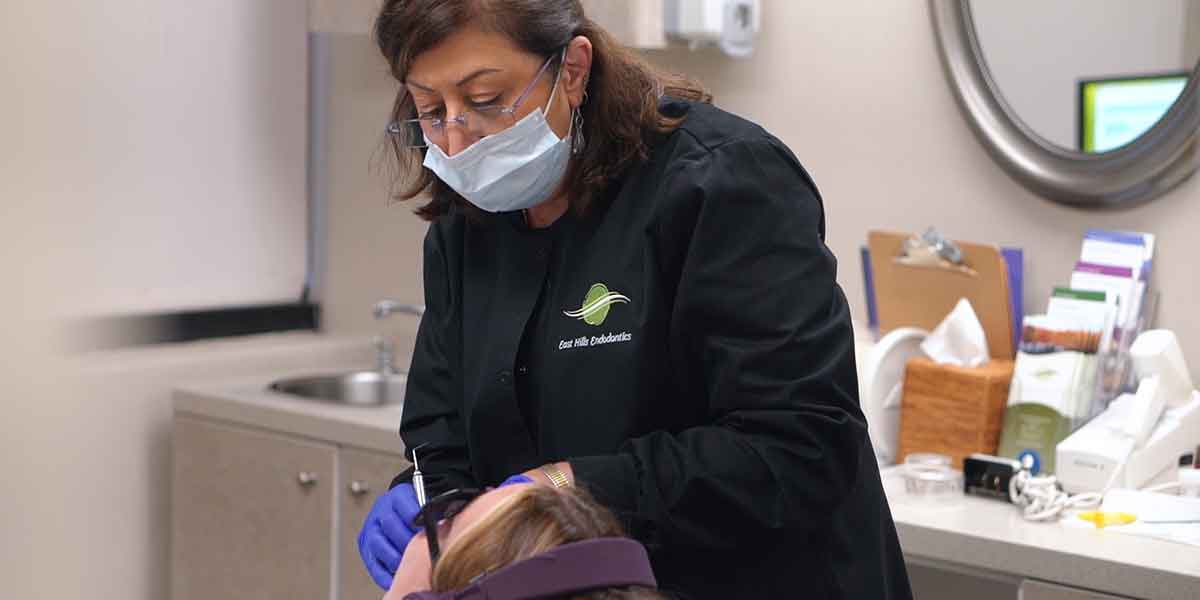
[384,483,662,600]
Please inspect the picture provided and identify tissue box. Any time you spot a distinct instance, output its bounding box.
[897,357,1015,468]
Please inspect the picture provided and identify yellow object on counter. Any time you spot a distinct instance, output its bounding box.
[1077,511,1137,528]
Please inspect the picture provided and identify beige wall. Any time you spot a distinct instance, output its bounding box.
[3,0,310,318]
[319,34,428,343]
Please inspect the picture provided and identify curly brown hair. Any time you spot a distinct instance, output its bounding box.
[431,485,663,599]
[374,0,710,220]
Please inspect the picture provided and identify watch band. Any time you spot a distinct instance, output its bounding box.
[541,464,571,488]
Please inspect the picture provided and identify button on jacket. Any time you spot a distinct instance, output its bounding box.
[394,99,912,599]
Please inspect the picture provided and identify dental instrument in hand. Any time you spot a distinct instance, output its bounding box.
[411,443,429,507]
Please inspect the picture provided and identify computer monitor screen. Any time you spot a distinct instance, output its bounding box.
[1079,72,1188,153]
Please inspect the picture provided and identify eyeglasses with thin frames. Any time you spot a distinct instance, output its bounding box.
[386,51,563,149]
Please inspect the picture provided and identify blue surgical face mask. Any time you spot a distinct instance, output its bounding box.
[422,65,573,214]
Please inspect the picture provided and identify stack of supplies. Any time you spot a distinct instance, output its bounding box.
[998,311,1105,475]
[997,229,1155,474]
[1075,230,1157,404]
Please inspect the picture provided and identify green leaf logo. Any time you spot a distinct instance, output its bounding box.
[563,283,630,326]
[1034,368,1057,380]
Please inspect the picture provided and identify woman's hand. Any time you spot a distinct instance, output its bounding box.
[358,483,423,590]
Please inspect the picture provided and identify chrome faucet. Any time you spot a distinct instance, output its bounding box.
[372,300,425,374]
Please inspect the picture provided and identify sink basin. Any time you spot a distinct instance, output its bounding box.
[268,371,407,407]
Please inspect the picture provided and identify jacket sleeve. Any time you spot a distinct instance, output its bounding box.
[390,222,478,494]
[570,136,866,551]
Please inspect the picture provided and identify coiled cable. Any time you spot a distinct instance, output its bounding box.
[1008,470,1103,521]
[1007,456,1183,522]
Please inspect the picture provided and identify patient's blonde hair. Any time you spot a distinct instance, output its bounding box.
[431,485,662,599]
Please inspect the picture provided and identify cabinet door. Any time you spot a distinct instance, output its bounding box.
[338,446,411,600]
[1019,580,1133,600]
[172,416,335,600]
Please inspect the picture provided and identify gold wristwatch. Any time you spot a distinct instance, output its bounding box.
[541,464,571,488]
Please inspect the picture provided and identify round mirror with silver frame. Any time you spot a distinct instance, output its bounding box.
[929,0,1200,209]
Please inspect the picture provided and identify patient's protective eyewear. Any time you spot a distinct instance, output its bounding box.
[414,488,484,567]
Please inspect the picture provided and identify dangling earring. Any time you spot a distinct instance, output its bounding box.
[571,107,585,156]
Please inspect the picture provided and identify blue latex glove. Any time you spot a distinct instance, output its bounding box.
[498,473,533,487]
[357,482,421,590]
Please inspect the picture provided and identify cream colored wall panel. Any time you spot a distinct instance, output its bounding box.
[582,0,667,48]
[310,0,383,34]
[319,34,427,345]
[6,0,310,317]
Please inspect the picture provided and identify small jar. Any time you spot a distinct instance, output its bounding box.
[901,453,962,501]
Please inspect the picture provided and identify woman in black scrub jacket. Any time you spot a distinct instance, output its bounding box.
[357,1,912,598]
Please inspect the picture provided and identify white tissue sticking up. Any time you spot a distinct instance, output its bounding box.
[920,298,990,367]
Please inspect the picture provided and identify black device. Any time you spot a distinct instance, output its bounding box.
[963,453,1023,502]
[1180,446,1197,468]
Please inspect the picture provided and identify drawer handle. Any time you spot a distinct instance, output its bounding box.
[349,480,371,496]
[297,471,319,487]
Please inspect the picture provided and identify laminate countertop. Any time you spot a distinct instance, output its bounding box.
[883,469,1199,599]
[174,370,407,457]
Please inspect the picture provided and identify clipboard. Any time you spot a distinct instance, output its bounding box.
[868,230,1015,359]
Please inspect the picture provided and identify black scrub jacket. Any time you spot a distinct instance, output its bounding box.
[393,99,912,599]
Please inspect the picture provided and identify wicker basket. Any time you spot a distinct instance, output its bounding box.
[897,357,1015,468]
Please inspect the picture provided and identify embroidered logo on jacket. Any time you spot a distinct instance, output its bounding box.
[563,283,630,326]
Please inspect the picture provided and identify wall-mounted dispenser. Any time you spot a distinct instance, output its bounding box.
[665,0,761,58]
